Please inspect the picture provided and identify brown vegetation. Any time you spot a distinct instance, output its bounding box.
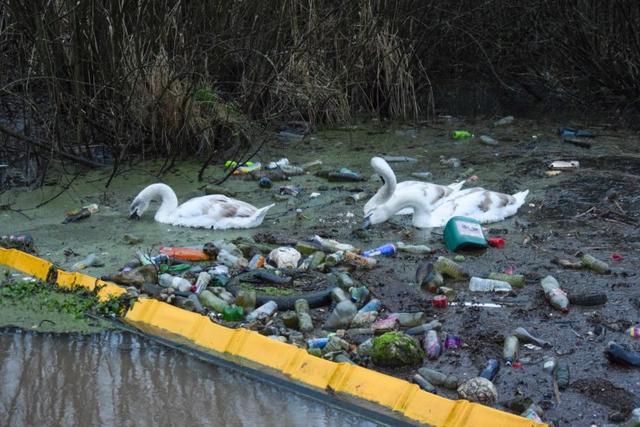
[1,1,639,183]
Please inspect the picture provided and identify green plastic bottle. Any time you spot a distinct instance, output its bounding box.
[222,304,244,321]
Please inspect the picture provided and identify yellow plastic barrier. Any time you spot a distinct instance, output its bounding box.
[0,248,125,301]
[0,248,544,426]
[125,298,543,427]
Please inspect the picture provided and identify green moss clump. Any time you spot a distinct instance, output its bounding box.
[371,332,425,367]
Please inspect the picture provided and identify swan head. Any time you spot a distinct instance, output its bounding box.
[361,205,391,229]
[129,195,150,220]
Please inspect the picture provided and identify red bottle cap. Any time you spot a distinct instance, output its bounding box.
[488,237,505,248]
[611,252,624,262]
[432,295,448,308]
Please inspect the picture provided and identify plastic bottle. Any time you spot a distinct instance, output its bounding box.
[513,327,551,348]
[217,249,248,268]
[330,287,349,303]
[358,298,381,313]
[554,360,571,389]
[266,158,289,170]
[324,300,357,330]
[349,286,370,306]
[520,404,544,423]
[306,251,325,271]
[405,320,442,336]
[159,273,192,292]
[344,251,377,269]
[412,374,436,393]
[294,299,314,332]
[469,277,512,292]
[418,367,459,390]
[479,358,500,381]
[580,253,610,273]
[246,301,278,322]
[503,335,519,366]
[280,164,305,176]
[159,246,210,261]
[307,337,330,349]
[487,272,525,288]
[395,242,432,254]
[478,135,499,146]
[541,275,569,312]
[605,342,640,366]
[395,312,426,327]
[194,272,212,294]
[222,305,244,321]
[451,130,473,139]
[324,251,344,267]
[424,330,441,360]
[493,115,514,127]
[235,289,256,311]
[248,254,266,269]
[434,256,468,280]
[312,235,356,252]
[198,290,230,313]
[362,243,396,257]
[72,253,105,271]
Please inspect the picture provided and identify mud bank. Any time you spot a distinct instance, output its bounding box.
[1,119,639,425]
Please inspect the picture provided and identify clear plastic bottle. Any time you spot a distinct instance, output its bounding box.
[194,272,212,294]
[217,249,248,268]
[246,301,278,322]
[198,290,230,313]
[324,300,357,330]
[469,277,512,292]
[159,273,192,292]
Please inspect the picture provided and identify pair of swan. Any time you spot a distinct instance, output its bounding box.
[129,158,527,230]
[129,183,274,230]
[363,157,529,228]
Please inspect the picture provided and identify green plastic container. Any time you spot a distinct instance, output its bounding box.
[443,216,488,252]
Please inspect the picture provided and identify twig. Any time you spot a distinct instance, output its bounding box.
[0,123,106,168]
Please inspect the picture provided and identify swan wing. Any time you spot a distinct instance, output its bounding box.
[176,195,256,219]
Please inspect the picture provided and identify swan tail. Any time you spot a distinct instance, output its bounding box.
[252,203,275,225]
[448,181,465,192]
[511,190,529,207]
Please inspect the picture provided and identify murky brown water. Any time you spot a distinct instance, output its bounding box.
[0,329,377,427]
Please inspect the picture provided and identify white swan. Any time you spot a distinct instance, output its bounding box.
[364,157,465,216]
[129,183,274,230]
[362,158,529,228]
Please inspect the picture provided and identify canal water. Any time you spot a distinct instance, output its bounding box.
[0,329,377,427]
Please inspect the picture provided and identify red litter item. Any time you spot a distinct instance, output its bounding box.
[487,237,505,248]
[504,266,515,275]
[611,253,624,262]
[512,361,523,369]
[432,295,448,308]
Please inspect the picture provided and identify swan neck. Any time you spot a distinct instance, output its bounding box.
[374,159,397,201]
[153,185,179,220]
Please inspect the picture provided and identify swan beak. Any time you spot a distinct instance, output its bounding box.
[129,211,140,220]
[361,216,372,230]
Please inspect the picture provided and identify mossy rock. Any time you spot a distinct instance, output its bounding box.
[371,332,425,367]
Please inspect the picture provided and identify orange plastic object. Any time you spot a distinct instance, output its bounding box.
[159,246,211,261]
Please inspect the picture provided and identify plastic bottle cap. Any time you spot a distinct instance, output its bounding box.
[432,295,448,308]
[488,237,505,248]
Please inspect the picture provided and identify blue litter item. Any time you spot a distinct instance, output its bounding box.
[558,127,594,138]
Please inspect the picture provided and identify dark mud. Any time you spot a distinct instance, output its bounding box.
[1,119,640,425]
